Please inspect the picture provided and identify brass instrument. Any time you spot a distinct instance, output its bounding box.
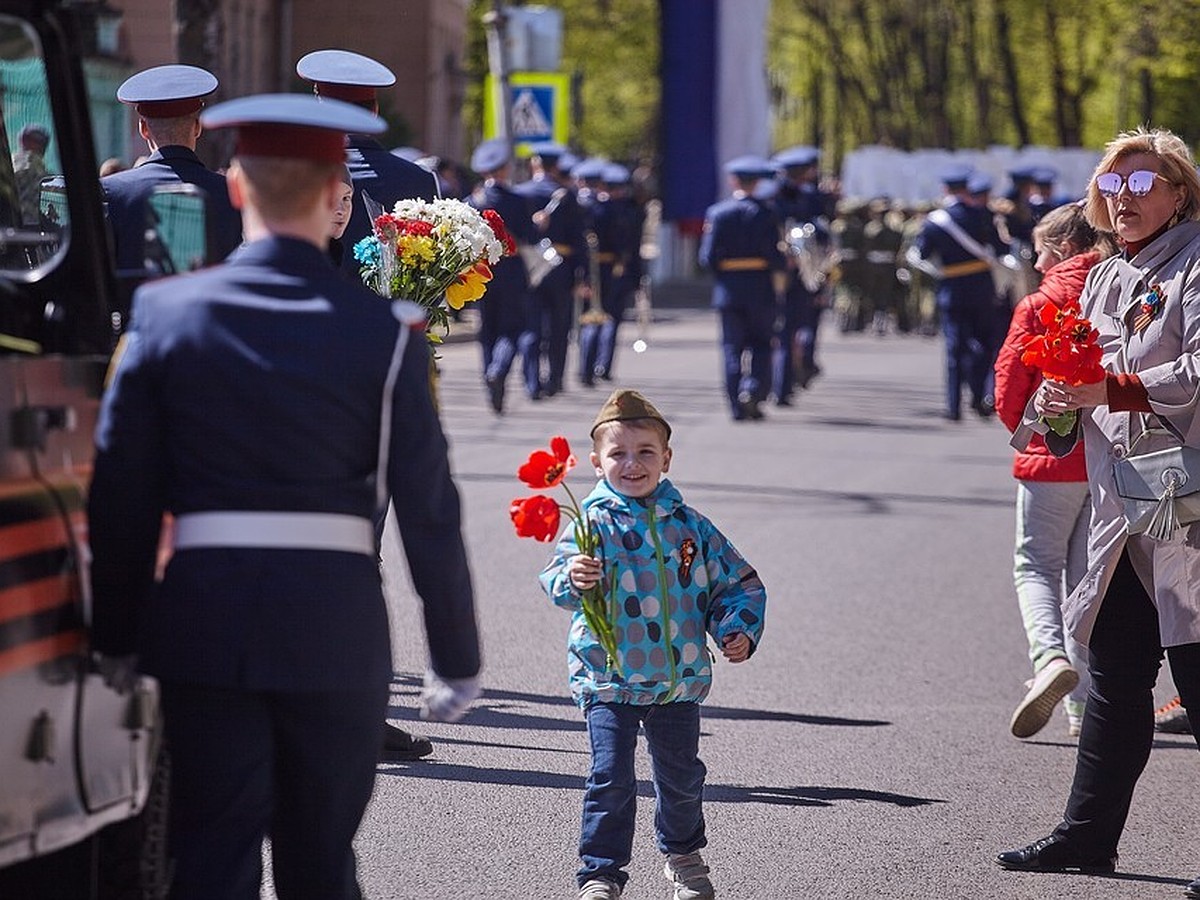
[784,218,837,292]
[578,228,608,326]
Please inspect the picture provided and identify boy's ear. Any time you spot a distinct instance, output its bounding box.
[662,446,672,473]
[589,450,601,474]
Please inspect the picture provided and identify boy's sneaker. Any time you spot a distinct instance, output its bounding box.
[664,851,715,900]
[1010,658,1079,739]
[578,878,622,899]
[1154,695,1192,735]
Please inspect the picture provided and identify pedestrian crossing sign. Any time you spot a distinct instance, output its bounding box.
[484,72,571,155]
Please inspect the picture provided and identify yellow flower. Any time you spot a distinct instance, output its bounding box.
[446,263,492,309]
[396,234,435,266]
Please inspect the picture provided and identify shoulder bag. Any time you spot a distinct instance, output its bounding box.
[1112,422,1200,540]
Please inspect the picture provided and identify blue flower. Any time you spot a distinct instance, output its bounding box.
[353,237,381,266]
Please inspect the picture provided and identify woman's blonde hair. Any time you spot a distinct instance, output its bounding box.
[1033,202,1117,262]
[1083,126,1200,232]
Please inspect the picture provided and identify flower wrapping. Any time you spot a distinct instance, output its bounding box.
[1020,299,1105,436]
[510,436,622,675]
[353,197,516,344]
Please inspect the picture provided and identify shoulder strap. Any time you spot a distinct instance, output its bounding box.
[928,208,995,263]
[375,300,427,513]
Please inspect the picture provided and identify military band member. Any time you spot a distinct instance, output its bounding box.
[296,49,439,276]
[911,165,1010,420]
[468,138,540,412]
[771,145,832,401]
[102,65,242,309]
[88,94,481,899]
[516,141,588,396]
[577,163,645,384]
[699,155,786,421]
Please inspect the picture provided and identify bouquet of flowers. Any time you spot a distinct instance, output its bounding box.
[353,196,516,344]
[1020,298,1105,436]
[510,436,622,675]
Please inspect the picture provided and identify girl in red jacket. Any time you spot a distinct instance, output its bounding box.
[994,203,1115,739]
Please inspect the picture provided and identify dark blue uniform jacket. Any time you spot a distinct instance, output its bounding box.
[102,145,242,273]
[88,236,480,691]
[915,199,1009,309]
[699,195,784,309]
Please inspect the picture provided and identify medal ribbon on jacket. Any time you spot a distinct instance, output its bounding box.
[1133,282,1166,334]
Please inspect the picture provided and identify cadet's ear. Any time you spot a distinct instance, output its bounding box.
[226,161,246,210]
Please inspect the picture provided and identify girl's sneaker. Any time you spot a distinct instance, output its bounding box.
[664,851,715,900]
[578,878,622,899]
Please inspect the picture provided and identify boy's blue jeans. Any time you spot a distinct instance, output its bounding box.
[578,700,707,888]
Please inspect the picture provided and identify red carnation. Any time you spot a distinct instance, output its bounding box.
[483,208,517,256]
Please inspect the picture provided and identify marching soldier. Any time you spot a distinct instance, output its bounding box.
[515,141,587,396]
[296,49,439,276]
[577,163,645,385]
[771,145,833,399]
[910,165,1010,420]
[699,155,785,421]
[88,93,481,899]
[468,138,540,412]
[102,65,243,313]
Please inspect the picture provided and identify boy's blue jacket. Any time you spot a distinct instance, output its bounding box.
[540,477,766,707]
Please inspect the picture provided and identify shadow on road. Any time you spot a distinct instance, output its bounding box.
[376,761,939,809]
[386,680,890,731]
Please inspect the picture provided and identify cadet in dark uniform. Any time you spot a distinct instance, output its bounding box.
[515,141,587,396]
[911,166,1010,420]
[87,94,482,900]
[770,145,832,401]
[300,48,447,760]
[699,156,786,421]
[468,138,539,412]
[101,66,242,308]
[577,163,645,384]
[296,50,440,277]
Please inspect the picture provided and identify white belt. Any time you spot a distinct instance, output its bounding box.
[173,512,376,555]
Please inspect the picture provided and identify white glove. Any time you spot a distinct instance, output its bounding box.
[95,653,139,695]
[419,670,481,723]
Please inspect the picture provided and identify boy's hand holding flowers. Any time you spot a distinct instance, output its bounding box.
[567,553,602,593]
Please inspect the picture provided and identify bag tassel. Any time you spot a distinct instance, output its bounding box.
[1146,477,1181,541]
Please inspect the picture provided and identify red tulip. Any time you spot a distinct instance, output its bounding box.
[510,495,561,542]
[517,436,576,489]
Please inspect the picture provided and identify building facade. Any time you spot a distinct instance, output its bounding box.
[111,0,468,167]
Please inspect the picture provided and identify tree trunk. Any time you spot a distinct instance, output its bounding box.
[993,6,1030,146]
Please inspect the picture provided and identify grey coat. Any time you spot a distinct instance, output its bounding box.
[1015,220,1200,648]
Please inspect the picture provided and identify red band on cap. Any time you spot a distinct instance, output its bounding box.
[236,124,347,163]
[136,98,204,118]
[315,82,377,103]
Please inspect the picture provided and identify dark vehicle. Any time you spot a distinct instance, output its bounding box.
[0,2,209,897]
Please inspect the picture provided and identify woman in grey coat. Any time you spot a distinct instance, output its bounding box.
[998,127,1200,899]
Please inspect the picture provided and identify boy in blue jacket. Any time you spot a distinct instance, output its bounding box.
[540,389,767,900]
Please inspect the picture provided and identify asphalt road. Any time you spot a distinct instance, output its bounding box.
[347,308,1195,900]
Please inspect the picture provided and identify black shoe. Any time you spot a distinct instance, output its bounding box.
[737,392,764,421]
[775,395,793,407]
[972,395,996,419]
[943,410,962,421]
[545,380,562,397]
[1186,875,1200,898]
[380,724,433,761]
[486,377,504,414]
[996,835,1117,874]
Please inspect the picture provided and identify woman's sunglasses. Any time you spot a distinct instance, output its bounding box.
[1095,170,1167,198]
